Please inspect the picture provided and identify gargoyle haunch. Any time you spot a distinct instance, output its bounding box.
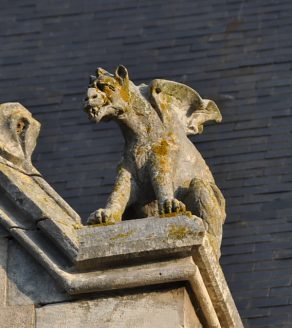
[84,65,226,257]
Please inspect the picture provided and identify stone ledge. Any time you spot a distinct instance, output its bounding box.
[76,215,205,269]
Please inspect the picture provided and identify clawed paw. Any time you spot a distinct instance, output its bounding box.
[159,199,186,215]
[87,208,116,225]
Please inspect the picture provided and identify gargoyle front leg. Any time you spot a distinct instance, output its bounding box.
[87,166,133,225]
[149,157,186,215]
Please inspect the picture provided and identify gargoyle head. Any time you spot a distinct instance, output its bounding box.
[84,65,130,123]
[0,103,41,171]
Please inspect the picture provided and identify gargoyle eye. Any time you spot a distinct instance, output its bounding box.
[16,119,27,134]
[96,83,105,91]
[96,83,115,92]
[155,88,161,94]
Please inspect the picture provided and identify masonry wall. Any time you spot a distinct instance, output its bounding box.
[0,1,291,327]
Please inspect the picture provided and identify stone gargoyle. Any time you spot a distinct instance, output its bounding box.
[84,65,226,257]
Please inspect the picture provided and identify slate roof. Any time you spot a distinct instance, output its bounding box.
[0,0,292,327]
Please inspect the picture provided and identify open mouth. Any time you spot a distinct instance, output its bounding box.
[87,107,98,121]
[84,102,113,123]
[85,105,99,122]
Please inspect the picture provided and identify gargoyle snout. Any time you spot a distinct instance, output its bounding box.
[84,88,107,110]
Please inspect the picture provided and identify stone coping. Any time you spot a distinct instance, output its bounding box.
[0,162,81,261]
[76,215,205,269]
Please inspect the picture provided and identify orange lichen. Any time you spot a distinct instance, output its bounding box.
[73,223,83,230]
[168,224,189,239]
[159,210,192,219]
[159,212,178,218]
[152,139,169,157]
[146,125,152,133]
[87,221,116,228]
[119,85,130,103]
[110,230,133,241]
[111,210,123,222]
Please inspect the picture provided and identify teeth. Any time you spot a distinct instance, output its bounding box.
[87,107,98,120]
[84,103,101,121]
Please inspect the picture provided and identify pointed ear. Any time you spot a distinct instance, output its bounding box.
[115,65,129,85]
[89,75,96,85]
[96,67,107,77]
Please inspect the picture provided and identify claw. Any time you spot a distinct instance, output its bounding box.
[87,208,115,225]
[179,201,186,213]
[172,199,180,212]
[164,199,172,213]
[159,199,187,216]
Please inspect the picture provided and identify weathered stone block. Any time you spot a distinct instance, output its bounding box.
[0,305,34,328]
[7,240,73,306]
[36,287,202,328]
[77,215,205,269]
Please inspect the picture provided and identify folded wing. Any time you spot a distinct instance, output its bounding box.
[149,79,222,135]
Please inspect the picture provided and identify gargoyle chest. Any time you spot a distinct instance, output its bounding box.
[131,143,151,172]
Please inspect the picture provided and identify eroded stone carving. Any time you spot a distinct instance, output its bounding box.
[0,102,40,175]
[84,66,226,257]
[0,103,81,259]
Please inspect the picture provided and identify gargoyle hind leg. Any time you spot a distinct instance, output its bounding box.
[87,166,134,225]
[184,178,226,259]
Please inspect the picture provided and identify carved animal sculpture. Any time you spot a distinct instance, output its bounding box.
[84,65,226,258]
